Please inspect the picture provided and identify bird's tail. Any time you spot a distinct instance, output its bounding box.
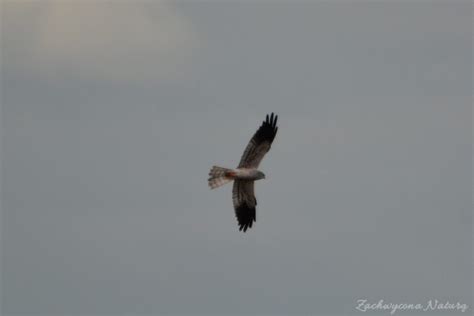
[208,166,236,189]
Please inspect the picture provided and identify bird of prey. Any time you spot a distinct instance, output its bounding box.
[208,113,278,232]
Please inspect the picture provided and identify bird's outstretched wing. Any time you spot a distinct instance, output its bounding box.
[232,180,256,232]
[238,113,278,168]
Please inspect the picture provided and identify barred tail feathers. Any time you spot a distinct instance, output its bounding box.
[208,166,236,189]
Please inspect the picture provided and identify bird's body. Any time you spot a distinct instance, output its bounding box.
[208,113,278,232]
[208,166,265,189]
[234,168,265,180]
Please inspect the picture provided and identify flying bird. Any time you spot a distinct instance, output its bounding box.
[208,113,278,232]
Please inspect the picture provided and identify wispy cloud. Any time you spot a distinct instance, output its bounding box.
[3,1,198,81]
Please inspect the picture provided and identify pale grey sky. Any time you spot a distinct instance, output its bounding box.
[1,1,472,315]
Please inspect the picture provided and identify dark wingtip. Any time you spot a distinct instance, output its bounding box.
[249,113,279,148]
[266,112,277,127]
[235,204,256,233]
[239,222,252,233]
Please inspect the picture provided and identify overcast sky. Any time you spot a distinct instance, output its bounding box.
[1,1,472,315]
